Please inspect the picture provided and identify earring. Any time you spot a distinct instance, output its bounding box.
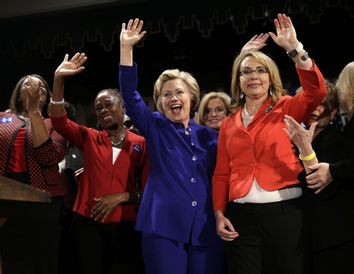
[240,91,244,99]
[269,87,273,97]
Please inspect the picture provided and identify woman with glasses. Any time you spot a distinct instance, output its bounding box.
[212,13,326,274]
[195,34,270,132]
[196,91,231,131]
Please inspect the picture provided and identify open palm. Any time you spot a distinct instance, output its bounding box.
[55,52,87,78]
[120,18,146,48]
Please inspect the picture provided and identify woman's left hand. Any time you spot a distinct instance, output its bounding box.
[55,52,87,80]
[269,13,299,52]
[90,193,129,223]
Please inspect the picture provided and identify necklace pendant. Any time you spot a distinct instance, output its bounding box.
[111,130,126,148]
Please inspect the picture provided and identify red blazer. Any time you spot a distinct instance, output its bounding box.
[0,113,67,196]
[51,114,149,223]
[213,63,326,211]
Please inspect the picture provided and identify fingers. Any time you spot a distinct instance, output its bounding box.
[70,53,87,66]
[276,13,291,29]
[91,207,107,222]
[127,18,134,30]
[91,203,108,221]
[124,18,145,32]
[132,18,140,30]
[314,185,325,194]
[218,227,239,241]
[308,122,317,135]
[249,34,258,41]
[273,13,294,35]
[136,19,144,34]
[284,115,300,129]
[273,18,280,31]
[306,166,326,190]
[217,219,239,241]
[257,33,269,42]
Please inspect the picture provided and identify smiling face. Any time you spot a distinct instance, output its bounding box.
[204,98,227,130]
[95,90,124,130]
[239,56,271,103]
[160,78,191,126]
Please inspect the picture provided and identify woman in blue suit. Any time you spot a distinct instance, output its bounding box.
[119,18,224,274]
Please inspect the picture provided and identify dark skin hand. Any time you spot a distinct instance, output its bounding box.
[90,192,129,223]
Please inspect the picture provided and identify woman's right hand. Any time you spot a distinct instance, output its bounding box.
[240,33,269,54]
[24,77,42,113]
[215,210,239,241]
[55,52,87,79]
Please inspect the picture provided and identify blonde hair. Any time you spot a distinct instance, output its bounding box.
[196,91,232,125]
[336,61,354,120]
[230,51,286,110]
[153,69,200,114]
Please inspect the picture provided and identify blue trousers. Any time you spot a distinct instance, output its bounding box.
[141,232,225,274]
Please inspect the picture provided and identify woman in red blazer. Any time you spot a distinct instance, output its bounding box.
[49,54,149,274]
[212,13,326,274]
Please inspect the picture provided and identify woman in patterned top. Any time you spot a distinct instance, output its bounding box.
[0,74,67,274]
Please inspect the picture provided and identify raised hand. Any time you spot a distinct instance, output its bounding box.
[24,77,44,112]
[240,33,269,54]
[268,13,299,51]
[283,114,315,153]
[55,52,87,79]
[120,18,146,48]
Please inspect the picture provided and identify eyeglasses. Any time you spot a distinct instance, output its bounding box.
[240,67,269,77]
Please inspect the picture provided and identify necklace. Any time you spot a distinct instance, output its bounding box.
[242,107,254,127]
[110,130,126,148]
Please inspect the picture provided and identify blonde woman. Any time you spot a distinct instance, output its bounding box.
[196,91,231,130]
[119,18,225,274]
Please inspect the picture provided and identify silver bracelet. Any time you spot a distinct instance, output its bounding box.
[50,97,65,105]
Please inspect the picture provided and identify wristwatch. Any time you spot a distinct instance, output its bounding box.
[286,42,303,58]
[300,51,309,61]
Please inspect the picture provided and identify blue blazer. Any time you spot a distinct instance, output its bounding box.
[119,63,219,246]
